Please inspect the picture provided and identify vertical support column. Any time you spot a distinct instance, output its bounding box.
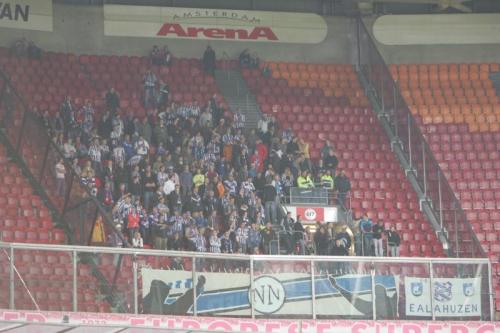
[356,18,361,70]
[429,261,435,320]
[393,83,399,138]
[407,114,413,169]
[133,254,138,315]
[9,246,15,309]
[310,260,316,319]
[487,261,494,321]
[250,256,255,319]
[422,144,427,196]
[453,203,459,257]
[438,171,443,230]
[371,262,376,320]
[380,75,385,113]
[192,258,197,316]
[72,250,78,312]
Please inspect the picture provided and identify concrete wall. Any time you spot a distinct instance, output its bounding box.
[2,3,499,65]
[0,3,356,64]
[365,18,500,64]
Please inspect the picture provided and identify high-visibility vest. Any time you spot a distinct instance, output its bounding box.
[193,174,205,187]
[321,175,334,189]
[297,176,308,188]
[298,176,314,188]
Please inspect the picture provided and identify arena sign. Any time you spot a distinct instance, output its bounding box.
[103,5,328,44]
[141,268,398,318]
[0,0,52,31]
[405,277,482,317]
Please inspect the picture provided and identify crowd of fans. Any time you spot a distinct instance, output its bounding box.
[38,47,400,258]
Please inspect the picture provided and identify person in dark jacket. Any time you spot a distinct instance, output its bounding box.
[332,225,352,273]
[221,230,235,253]
[263,181,277,225]
[202,45,216,76]
[169,232,183,251]
[331,239,349,256]
[314,226,330,256]
[323,148,339,176]
[105,87,120,114]
[293,216,306,255]
[387,226,401,257]
[372,220,385,257]
[334,170,351,209]
[359,214,373,256]
[261,223,276,254]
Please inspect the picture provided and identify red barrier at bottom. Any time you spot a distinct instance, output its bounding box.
[0,310,498,333]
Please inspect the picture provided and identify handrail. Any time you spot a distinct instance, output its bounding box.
[0,241,489,263]
[0,240,493,321]
[355,18,485,258]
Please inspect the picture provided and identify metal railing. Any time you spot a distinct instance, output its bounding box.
[288,187,351,208]
[0,241,493,321]
[355,18,484,258]
[0,66,126,248]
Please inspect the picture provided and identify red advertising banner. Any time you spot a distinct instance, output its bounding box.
[296,206,324,222]
[0,310,498,333]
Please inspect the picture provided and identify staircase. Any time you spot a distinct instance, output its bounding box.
[489,71,500,96]
[214,69,261,129]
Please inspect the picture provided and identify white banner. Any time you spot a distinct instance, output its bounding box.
[103,5,327,44]
[373,14,500,45]
[142,268,398,318]
[405,277,482,317]
[0,0,52,31]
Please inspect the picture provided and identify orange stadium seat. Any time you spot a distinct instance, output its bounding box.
[394,63,500,306]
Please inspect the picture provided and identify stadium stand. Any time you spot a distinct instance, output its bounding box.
[242,62,445,258]
[3,47,500,313]
[390,62,500,311]
[0,45,447,258]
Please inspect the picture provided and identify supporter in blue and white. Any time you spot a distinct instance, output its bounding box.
[209,229,221,253]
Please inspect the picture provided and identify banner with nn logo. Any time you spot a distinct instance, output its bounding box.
[142,268,398,318]
[404,277,482,317]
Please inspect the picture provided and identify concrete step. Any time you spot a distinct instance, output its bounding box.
[215,68,262,129]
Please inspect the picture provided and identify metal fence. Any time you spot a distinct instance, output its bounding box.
[355,19,484,258]
[0,68,124,247]
[0,242,493,321]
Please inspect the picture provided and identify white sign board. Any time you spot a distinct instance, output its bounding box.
[0,0,52,31]
[104,5,327,44]
[405,277,482,317]
[374,14,500,45]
